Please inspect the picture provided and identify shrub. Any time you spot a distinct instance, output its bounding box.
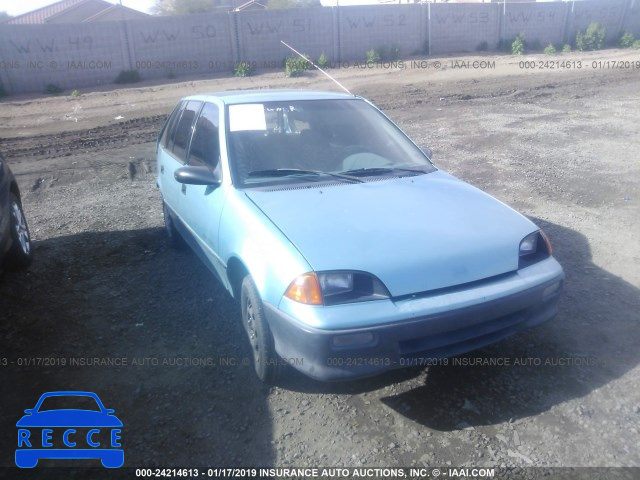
[114,69,141,84]
[366,49,380,64]
[562,44,572,53]
[544,43,557,55]
[284,54,310,77]
[633,40,640,49]
[44,83,63,95]
[620,32,634,48]
[576,22,606,51]
[70,89,81,97]
[234,61,254,77]
[317,53,329,69]
[512,33,525,55]
[476,41,489,52]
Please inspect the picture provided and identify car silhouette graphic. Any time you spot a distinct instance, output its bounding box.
[15,391,123,468]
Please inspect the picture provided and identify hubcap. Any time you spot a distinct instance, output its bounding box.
[11,200,30,256]
[245,298,260,360]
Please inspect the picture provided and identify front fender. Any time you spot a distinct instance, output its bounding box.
[219,190,312,307]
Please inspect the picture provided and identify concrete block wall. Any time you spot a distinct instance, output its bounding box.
[0,0,637,94]
[429,3,500,55]
[501,2,568,47]
[566,0,628,43]
[126,13,234,78]
[237,8,334,66]
[622,0,640,35]
[0,22,127,92]
[337,4,424,61]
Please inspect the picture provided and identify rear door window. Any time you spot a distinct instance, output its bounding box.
[171,101,202,163]
[160,101,184,149]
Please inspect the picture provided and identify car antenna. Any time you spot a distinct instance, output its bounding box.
[280,40,353,96]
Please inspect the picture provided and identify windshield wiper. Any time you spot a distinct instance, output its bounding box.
[247,168,365,183]
[339,167,427,177]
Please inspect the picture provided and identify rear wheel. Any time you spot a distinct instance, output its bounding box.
[162,201,185,249]
[6,192,33,269]
[240,275,282,383]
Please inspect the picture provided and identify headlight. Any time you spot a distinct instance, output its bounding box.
[284,271,390,306]
[318,272,354,296]
[519,232,538,256]
[519,230,552,268]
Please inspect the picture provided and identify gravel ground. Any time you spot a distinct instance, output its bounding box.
[1,49,639,479]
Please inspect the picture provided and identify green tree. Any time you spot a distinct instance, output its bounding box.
[152,0,217,15]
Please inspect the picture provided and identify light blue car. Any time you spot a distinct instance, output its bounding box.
[156,90,564,382]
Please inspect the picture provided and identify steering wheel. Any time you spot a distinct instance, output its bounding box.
[339,144,372,158]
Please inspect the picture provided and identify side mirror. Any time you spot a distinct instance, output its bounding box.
[24,409,34,414]
[174,166,221,186]
[420,146,433,159]
[105,409,115,414]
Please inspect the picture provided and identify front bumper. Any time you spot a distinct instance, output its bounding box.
[265,258,564,381]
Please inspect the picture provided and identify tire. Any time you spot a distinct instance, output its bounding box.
[5,192,33,269]
[162,201,185,250]
[240,275,283,383]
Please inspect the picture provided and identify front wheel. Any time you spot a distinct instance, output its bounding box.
[240,276,282,383]
[6,193,33,269]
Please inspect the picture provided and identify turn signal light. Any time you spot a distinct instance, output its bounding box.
[540,229,553,255]
[284,273,323,305]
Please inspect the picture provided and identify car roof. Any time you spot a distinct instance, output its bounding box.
[182,90,360,105]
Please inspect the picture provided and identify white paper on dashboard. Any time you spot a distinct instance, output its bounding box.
[229,104,267,132]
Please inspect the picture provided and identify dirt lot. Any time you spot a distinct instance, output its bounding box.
[1,48,639,478]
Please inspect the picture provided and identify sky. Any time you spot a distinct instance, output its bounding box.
[0,0,157,16]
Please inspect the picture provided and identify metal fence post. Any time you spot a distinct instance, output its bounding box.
[620,0,635,35]
[427,2,432,56]
[333,6,341,64]
[228,11,241,63]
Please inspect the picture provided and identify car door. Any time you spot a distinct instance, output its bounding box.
[157,100,202,222]
[181,102,228,282]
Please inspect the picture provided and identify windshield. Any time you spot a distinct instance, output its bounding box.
[226,99,435,187]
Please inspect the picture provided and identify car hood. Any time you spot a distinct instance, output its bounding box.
[245,171,537,297]
[16,410,123,427]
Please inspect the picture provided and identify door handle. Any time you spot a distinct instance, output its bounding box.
[181,184,186,194]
